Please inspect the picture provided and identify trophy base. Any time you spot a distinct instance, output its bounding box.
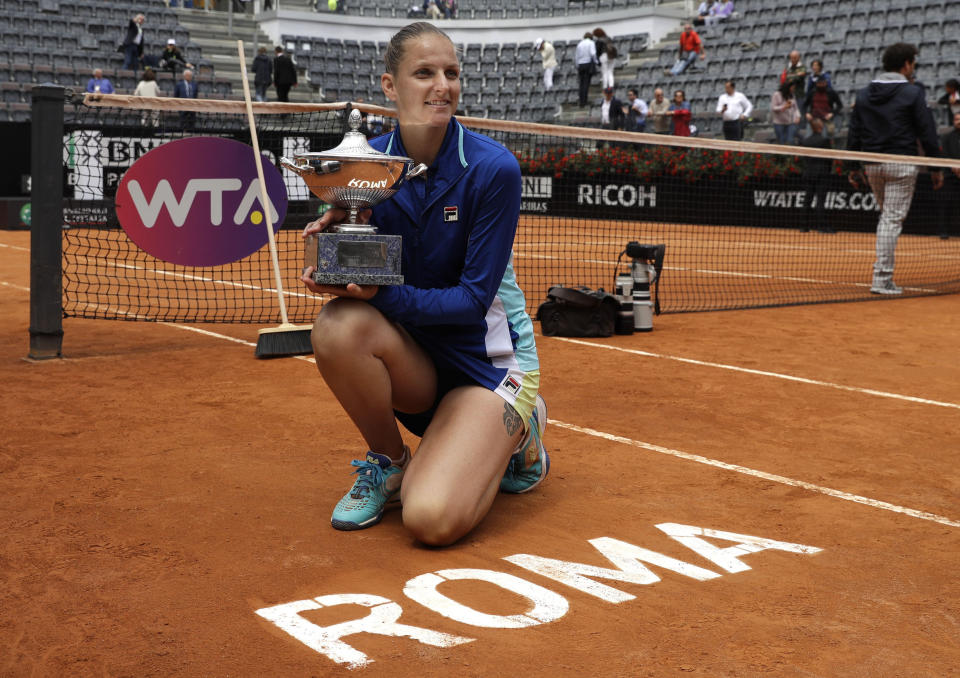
[305,232,403,286]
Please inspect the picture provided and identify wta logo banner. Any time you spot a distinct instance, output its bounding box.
[115,137,288,267]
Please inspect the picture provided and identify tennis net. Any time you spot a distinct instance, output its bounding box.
[53,93,960,326]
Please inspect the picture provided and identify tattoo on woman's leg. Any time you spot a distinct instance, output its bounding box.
[503,403,523,437]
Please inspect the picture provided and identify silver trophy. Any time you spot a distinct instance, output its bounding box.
[280,109,426,286]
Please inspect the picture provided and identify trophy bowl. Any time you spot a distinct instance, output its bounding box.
[280,109,426,284]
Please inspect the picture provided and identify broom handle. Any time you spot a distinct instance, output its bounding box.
[237,40,291,326]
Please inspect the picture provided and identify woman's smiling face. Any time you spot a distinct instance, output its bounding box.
[382,33,461,131]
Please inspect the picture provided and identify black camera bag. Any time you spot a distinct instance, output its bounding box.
[536,286,619,337]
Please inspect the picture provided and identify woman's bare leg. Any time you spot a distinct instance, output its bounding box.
[311,298,436,459]
[400,386,524,546]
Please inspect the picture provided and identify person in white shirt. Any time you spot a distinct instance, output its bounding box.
[626,87,648,131]
[575,32,599,108]
[133,68,160,127]
[716,79,753,140]
[534,38,557,92]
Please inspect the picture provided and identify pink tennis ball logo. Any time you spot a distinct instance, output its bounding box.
[115,137,288,267]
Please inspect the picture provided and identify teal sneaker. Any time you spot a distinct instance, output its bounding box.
[500,394,550,494]
[331,448,406,531]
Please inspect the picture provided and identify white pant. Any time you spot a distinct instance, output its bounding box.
[543,67,554,91]
[599,52,614,89]
[864,163,918,286]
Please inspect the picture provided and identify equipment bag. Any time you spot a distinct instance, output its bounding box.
[536,286,619,337]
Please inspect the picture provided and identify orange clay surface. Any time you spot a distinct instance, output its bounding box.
[2,228,959,677]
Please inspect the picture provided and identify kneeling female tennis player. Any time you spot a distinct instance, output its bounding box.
[300,22,548,546]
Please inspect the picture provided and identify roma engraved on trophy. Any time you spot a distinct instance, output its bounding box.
[280,109,426,286]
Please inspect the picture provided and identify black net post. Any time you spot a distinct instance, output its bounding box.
[28,84,65,360]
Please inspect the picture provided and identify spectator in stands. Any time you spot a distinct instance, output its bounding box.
[693,0,718,26]
[648,87,670,133]
[803,75,843,139]
[533,39,557,93]
[805,58,832,93]
[667,24,704,76]
[159,39,193,74]
[770,81,800,145]
[799,118,833,233]
[937,79,960,127]
[939,112,960,239]
[781,50,808,101]
[626,87,648,132]
[273,46,297,102]
[706,0,734,26]
[252,46,272,103]
[668,89,691,136]
[846,42,943,295]
[593,28,616,91]
[692,1,711,24]
[120,13,146,72]
[575,32,599,108]
[86,68,115,95]
[174,68,198,130]
[716,79,752,141]
[599,86,625,130]
[133,68,161,127]
[424,0,441,20]
[174,68,198,99]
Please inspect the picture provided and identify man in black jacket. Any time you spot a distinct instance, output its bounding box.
[800,118,834,233]
[121,13,145,71]
[847,42,943,295]
[599,87,625,131]
[273,46,297,103]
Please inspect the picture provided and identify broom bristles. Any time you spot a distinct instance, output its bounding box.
[254,323,314,358]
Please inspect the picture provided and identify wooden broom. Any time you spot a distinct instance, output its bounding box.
[237,40,314,358]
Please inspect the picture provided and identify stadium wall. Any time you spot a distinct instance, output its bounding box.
[255,6,685,50]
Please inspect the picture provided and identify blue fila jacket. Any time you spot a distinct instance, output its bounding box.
[366,117,539,397]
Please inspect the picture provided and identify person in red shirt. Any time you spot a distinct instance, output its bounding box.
[669,89,692,136]
[667,24,704,76]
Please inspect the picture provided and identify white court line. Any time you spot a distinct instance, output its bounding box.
[551,336,960,411]
[551,420,960,529]
[1,281,30,292]
[0,242,30,252]
[516,251,941,292]
[167,323,315,363]
[71,252,318,300]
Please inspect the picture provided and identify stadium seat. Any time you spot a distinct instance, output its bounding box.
[922,4,943,24]
[9,101,29,121]
[0,81,23,104]
[32,63,54,85]
[12,63,34,85]
[486,102,506,119]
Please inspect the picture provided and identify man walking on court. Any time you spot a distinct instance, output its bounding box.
[846,42,943,295]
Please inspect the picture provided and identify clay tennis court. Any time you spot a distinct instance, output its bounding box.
[2,225,959,676]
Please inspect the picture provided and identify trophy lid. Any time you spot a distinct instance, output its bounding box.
[304,109,411,163]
